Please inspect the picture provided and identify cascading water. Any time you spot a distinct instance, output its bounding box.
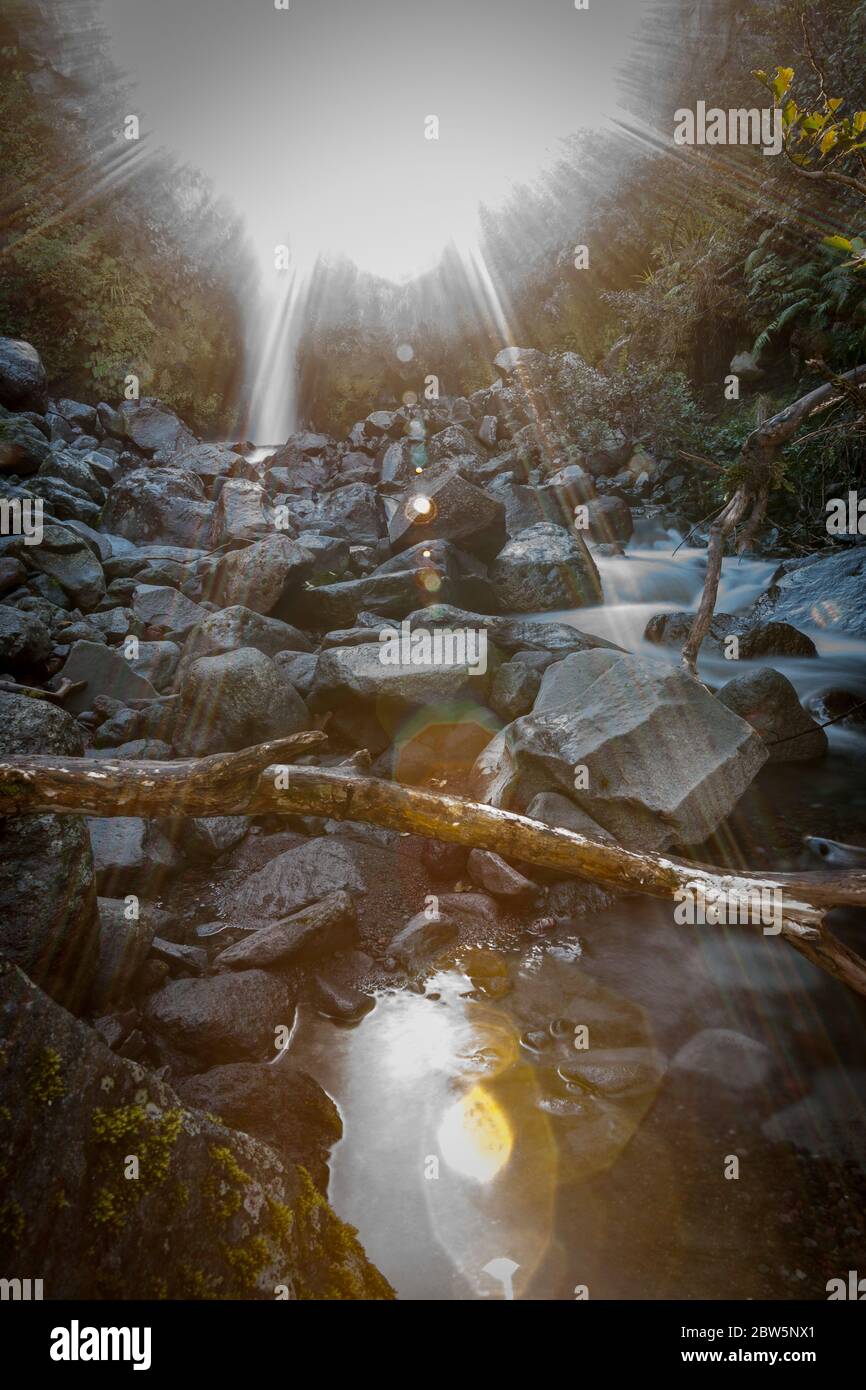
[244,268,305,447]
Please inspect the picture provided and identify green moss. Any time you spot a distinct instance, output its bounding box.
[223,1236,271,1291]
[203,1145,251,1222]
[89,1102,184,1231]
[293,1168,394,1301]
[30,1047,64,1104]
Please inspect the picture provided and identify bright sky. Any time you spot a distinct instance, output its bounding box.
[101,0,645,282]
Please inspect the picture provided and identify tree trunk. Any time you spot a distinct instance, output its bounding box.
[2,741,866,999]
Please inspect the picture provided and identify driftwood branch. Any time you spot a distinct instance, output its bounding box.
[682,362,866,674]
[1,742,866,999]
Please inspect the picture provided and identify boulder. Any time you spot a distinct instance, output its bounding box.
[306,482,384,545]
[186,816,250,862]
[213,892,358,972]
[750,550,866,639]
[126,639,181,691]
[100,467,213,549]
[479,649,767,850]
[0,412,51,472]
[230,838,393,923]
[174,1063,342,1192]
[644,610,817,658]
[174,647,310,756]
[0,337,47,410]
[172,441,242,489]
[390,909,459,967]
[131,583,207,639]
[0,694,100,1011]
[89,896,157,1012]
[489,522,602,611]
[14,522,105,609]
[387,468,506,560]
[58,640,159,714]
[176,605,312,689]
[467,849,537,901]
[207,534,314,614]
[0,604,52,673]
[87,816,182,894]
[0,963,392,1298]
[116,398,196,456]
[207,478,272,547]
[584,494,633,544]
[143,969,293,1063]
[716,666,828,762]
[309,623,491,713]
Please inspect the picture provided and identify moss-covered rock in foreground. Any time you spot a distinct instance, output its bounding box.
[0,962,393,1300]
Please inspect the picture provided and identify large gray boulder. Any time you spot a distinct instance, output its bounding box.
[207,534,315,614]
[387,468,506,560]
[716,667,828,762]
[0,695,100,1011]
[305,482,384,545]
[750,549,866,639]
[0,605,52,673]
[101,467,213,549]
[474,649,767,850]
[116,398,196,456]
[174,647,310,756]
[207,478,272,547]
[58,639,159,714]
[230,837,394,923]
[131,582,207,638]
[310,625,492,712]
[0,337,47,410]
[176,605,312,690]
[144,969,293,1063]
[87,816,182,895]
[0,962,392,1298]
[13,522,105,609]
[489,522,602,611]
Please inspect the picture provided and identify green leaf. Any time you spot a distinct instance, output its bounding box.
[773,67,794,100]
[823,235,854,252]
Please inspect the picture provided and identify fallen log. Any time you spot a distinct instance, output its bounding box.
[1,740,866,998]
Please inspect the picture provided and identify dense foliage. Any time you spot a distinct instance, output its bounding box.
[0,0,253,435]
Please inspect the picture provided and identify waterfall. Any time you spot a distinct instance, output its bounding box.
[245,269,304,447]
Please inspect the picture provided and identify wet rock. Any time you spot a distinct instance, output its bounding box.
[175,647,310,756]
[485,649,767,850]
[0,412,51,472]
[750,550,866,640]
[0,963,391,1298]
[0,604,52,673]
[310,968,376,1023]
[131,583,207,639]
[387,468,506,560]
[391,909,459,967]
[172,441,242,490]
[144,969,293,1064]
[208,533,315,614]
[0,556,26,595]
[525,790,618,844]
[207,478,272,547]
[12,522,105,609]
[467,849,538,902]
[644,610,817,658]
[0,337,47,410]
[116,398,196,456]
[174,1062,342,1192]
[186,816,250,863]
[150,938,208,975]
[436,891,502,930]
[716,666,828,762]
[213,891,358,972]
[421,839,470,879]
[761,1067,866,1164]
[176,605,312,687]
[87,816,182,895]
[295,539,497,629]
[59,640,159,715]
[306,482,384,545]
[489,522,602,611]
[101,467,213,549]
[89,897,156,1012]
[230,837,396,923]
[0,694,100,1011]
[584,494,633,544]
[38,449,105,504]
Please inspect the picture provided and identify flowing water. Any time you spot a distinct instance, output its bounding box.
[288,522,866,1300]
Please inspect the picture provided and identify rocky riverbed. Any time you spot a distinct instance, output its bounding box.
[1,335,864,1299]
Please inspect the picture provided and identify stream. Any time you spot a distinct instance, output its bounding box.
[288,522,866,1300]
